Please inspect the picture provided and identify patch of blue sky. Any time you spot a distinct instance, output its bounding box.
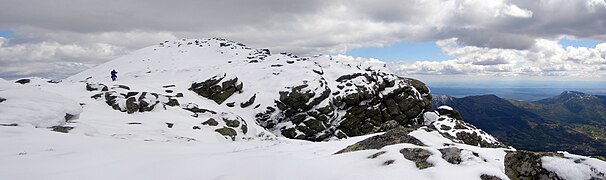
[0,29,13,39]
[345,41,454,62]
[559,37,602,48]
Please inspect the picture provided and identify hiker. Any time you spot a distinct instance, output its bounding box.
[111,69,118,81]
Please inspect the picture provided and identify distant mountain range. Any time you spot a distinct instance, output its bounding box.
[430,87,606,101]
[432,91,606,156]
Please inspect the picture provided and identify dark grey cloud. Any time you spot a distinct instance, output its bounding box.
[453,30,537,50]
[0,0,325,33]
[487,0,606,41]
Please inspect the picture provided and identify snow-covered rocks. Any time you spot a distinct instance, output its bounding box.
[87,83,180,114]
[0,78,82,129]
[505,151,606,179]
[188,73,243,104]
[424,106,505,148]
[68,38,431,141]
[256,68,432,141]
[334,125,512,179]
[335,124,606,180]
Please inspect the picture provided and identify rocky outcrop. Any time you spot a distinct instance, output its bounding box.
[424,106,506,148]
[336,76,431,137]
[188,74,243,104]
[93,91,179,114]
[257,70,431,141]
[0,97,5,103]
[87,83,180,114]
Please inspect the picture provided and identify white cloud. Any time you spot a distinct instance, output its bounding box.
[502,4,533,18]
[390,39,606,79]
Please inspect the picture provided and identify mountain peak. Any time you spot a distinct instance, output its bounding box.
[561,90,586,96]
[536,90,597,104]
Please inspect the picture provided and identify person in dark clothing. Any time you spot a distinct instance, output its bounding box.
[111,69,118,81]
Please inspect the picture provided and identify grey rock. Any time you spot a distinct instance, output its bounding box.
[240,94,256,108]
[335,126,425,154]
[15,79,30,84]
[439,147,462,164]
[51,126,74,133]
[202,118,219,126]
[504,151,564,180]
[480,174,503,180]
[189,75,243,104]
[400,148,434,169]
[215,127,237,141]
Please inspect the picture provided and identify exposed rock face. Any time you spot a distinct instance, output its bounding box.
[335,126,424,154]
[256,70,431,141]
[504,151,564,180]
[189,74,243,104]
[0,97,5,103]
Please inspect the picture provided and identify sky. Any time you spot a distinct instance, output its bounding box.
[0,0,605,84]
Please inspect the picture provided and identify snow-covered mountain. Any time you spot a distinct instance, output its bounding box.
[1,38,604,180]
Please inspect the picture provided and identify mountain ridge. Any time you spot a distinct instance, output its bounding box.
[432,91,606,156]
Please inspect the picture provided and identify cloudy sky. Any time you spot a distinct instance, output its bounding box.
[0,0,605,83]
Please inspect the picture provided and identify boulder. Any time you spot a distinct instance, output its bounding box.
[51,126,74,133]
[240,94,256,108]
[202,118,219,126]
[15,79,30,84]
[215,127,237,141]
[439,147,462,164]
[400,148,434,169]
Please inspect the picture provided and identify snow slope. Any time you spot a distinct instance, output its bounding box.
[0,78,82,128]
[0,38,604,180]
